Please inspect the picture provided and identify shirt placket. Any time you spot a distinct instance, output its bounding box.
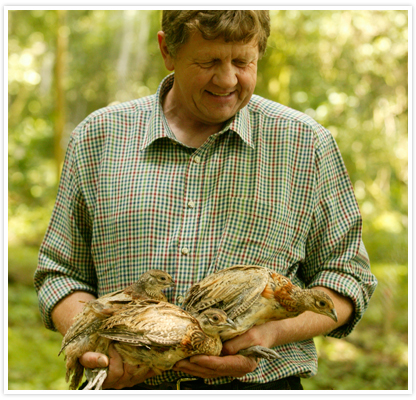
[175,150,206,306]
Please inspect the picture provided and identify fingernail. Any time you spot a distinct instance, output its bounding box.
[98,356,108,367]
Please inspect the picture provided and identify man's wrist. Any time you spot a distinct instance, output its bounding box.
[51,291,97,335]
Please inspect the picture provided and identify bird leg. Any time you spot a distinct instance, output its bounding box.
[83,367,108,390]
[237,345,281,360]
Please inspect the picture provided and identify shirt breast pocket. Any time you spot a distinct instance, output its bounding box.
[213,197,290,271]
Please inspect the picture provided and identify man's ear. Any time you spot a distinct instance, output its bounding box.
[157,31,175,71]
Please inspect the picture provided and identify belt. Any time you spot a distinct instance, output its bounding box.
[121,376,303,390]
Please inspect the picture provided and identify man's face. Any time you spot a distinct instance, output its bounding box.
[160,31,259,128]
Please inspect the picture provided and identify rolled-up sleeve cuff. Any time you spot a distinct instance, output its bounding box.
[307,270,375,338]
[37,275,97,331]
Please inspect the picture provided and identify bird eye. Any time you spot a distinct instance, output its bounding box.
[160,277,166,281]
[212,315,219,322]
[318,301,327,307]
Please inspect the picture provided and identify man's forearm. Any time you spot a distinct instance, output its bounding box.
[51,291,97,335]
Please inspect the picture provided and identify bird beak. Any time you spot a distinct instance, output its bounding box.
[225,318,237,330]
[329,308,338,323]
[170,281,176,287]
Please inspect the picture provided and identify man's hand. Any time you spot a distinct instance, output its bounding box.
[172,328,267,379]
[79,344,157,389]
[221,324,276,357]
[173,354,258,379]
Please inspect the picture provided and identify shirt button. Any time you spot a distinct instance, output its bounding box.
[176,295,184,305]
[181,247,190,255]
[187,200,195,209]
[193,156,201,164]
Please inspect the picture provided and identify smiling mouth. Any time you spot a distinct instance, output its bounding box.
[207,91,233,97]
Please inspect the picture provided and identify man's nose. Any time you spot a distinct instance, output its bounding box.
[212,63,238,89]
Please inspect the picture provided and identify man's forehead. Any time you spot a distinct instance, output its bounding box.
[186,31,259,58]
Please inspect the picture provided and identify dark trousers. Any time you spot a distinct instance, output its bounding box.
[80,376,303,390]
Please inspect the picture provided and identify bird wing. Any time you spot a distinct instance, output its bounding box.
[59,318,102,355]
[98,329,181,347]
[98,289,125,300]
[183,265,270,319]
[60,290,136,354]
[98,301,194,348]
[59,300,112,355]
[99,291,135,305]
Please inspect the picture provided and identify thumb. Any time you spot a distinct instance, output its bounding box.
[222,337,243,356]
[221,329,261,356]
[79,351,109,369]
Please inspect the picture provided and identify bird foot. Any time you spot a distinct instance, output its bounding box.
[237,345,281,360]
[83,367,108,390]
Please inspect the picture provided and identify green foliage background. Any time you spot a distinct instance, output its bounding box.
[8,9,408,390]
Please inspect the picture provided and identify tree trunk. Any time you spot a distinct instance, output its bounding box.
[54,10,67,179]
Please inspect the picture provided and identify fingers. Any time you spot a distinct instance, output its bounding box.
[80,345,154,389]
[102,344,124,388]
[173,358,215,378]
[79,351,109,369]
[102,344,136,389]
[221,324,274,356]
[173,354,258,379]
[222,336,251,356]
[191,354,258,375]
[101,345,157,389]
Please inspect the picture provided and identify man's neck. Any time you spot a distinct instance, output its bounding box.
[162,88,224,148]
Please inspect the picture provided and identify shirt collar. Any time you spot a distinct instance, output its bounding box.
[140,73,254,151]
[224,105,254,149]
[139,74,175,151]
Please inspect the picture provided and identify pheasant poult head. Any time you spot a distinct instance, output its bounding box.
[124,269,175,300]
[195,309,237,337]
[141,269,175,289]
[270,274,338,322]
[294,289,338,322]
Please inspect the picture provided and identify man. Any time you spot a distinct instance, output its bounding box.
[35,10,377,390]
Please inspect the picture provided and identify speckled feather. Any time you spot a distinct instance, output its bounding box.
[59,270,174,389]
[185,267,269,319]
[59,269,174,355]
[183,265,338,341]
[95,300,233,380]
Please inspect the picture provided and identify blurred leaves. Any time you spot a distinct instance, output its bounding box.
[8,282,67,390]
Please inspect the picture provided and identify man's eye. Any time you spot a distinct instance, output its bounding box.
[233,60,248,67]
[199,62,214,68]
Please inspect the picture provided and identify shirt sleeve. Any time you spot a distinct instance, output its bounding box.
[301,128,378,338]
[34,133,97,331]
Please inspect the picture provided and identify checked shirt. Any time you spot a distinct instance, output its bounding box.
[35,73,377,385]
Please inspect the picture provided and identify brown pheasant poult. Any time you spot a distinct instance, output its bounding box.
[183,265,338,359]
[59,269,175,389]
[62,299,236,390]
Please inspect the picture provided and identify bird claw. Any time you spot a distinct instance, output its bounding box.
[83,367,108,390]
[237,345,281,360]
